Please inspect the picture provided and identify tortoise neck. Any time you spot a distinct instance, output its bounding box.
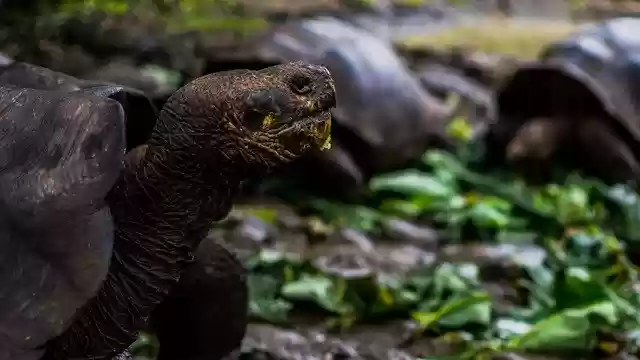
[45,140,244,359]
[138,143,235,192]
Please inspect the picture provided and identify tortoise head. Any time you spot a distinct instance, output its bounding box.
[152,61,335,170]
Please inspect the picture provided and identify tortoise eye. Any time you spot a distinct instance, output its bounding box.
[291,76,312,95]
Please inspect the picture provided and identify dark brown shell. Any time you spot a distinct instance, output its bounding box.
[0,59,159,359]
[487,17,640,179]
[0,83,126,360]
[0,61,158,150]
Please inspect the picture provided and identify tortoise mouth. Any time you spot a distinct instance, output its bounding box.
[276,111,332,154]
[305,111,332,150]
[245,110,332,163]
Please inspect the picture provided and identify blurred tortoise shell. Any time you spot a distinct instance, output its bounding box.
[487,17,640,182]
[204,16,451,196]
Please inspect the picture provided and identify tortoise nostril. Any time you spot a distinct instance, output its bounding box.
[290,75,313,95]
[319,89,336,110]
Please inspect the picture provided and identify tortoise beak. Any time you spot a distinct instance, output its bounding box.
[305,72,334,151]
[306,109,331,151]
[306,95,333,151]
[319,116,332,150]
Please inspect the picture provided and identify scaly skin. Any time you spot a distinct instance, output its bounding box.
[44,61,335,360]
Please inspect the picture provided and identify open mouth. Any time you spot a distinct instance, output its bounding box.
[272,110,331,153]
[248,111,332,162]
[305,111,332,150]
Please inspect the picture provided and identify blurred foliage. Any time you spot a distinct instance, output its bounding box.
[0,0,266,49]
[203,117,640,359]
[57,0,267,34]
[0,0,607,61]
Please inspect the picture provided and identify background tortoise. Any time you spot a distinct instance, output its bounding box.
[485,17,640,183]
[204,16,456,198]
[0,61,335,360]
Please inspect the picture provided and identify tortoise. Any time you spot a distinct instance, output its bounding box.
[0,59,158,151]
[0,60,335,360]
[202,16,456,198]
[485,17,640,183]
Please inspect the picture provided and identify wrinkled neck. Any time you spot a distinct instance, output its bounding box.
[138,144,232,191]
[45,132,247,360]
[111,142,245,248]
[144,106,255,183]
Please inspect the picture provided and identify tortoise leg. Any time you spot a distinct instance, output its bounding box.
[149,237,248,360]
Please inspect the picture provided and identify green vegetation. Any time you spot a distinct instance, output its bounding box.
[57,0,267,34]
[205,118,640,359]
[0,0,267,49]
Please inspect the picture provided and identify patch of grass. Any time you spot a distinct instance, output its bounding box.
[397,18,581,59]
[392,0,429,7]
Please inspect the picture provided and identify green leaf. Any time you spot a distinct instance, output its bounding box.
[545,183,594,224]
[245,249,301,270]
[413,291,492,329]
[467,201,512,229]
[370,170,456,198]
[249,298,293,324]
[553,267,610,310]
[494,318,533,340]
[248,274,292,323]
[422,150,466,172]
[438,294,493,328]
[307,199,381,232]
[446,116,474,143]
[506,301,619,351]
[233,206,279,224]
[433,263,481,293]
[597,183,640,241]
[412,263,482,314]
[379,199,423,217]
[281,274,349,314]
[128,332,159,357]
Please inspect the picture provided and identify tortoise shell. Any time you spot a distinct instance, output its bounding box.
[488,17,640,176]
[0,59,159,359]
[0,77,129,360]
[245,16,446,178]
[0,61,158,150]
